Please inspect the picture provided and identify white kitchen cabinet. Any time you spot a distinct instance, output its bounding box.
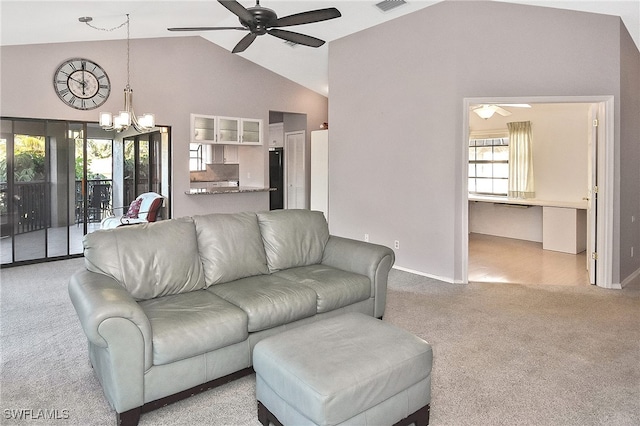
[191,114,262,145]
[190,114,217,144]
[217,116,240,144]
[241,118,262,145]
[212,145,239,164]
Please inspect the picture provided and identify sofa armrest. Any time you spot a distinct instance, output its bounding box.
[321,236,395,318]
[68,269,153,370]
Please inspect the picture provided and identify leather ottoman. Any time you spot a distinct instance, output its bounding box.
[253,312,432,426]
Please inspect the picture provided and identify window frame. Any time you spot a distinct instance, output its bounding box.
[468,136,509,197]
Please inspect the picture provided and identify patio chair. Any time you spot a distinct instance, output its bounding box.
[100,192,165,229]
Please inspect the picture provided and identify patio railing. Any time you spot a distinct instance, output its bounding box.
[0,179,112,236]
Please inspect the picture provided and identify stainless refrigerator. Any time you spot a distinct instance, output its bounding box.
[269,148,284,210]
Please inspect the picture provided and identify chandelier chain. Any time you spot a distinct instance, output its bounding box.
[82,17,128,32]
[86,13,154,132]
[126,14,130,88]
[82,14,131,86]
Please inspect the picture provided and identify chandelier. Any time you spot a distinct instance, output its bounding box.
[83,14,154,132]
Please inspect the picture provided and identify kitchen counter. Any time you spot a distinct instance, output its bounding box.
[186,186,276,195]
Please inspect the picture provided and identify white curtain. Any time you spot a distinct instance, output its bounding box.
[507,121,535,199]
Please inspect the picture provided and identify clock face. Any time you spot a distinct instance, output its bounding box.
[53,58,111,110]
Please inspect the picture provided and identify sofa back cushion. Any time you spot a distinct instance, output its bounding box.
[83,217,205,300]
[193,212,269,286]
[257,210,329,273]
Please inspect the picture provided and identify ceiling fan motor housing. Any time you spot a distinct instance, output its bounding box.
[245,6,277,34]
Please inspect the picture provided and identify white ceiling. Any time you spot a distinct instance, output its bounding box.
[1,0,638,95]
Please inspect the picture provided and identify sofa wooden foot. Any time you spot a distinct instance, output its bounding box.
[117,407,141,426]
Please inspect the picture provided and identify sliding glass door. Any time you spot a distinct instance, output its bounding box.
[0,118,171,267]
[1,119,74,264]
[122,130,170,219]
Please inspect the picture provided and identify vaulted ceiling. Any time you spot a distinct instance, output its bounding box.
[1,1,638,95]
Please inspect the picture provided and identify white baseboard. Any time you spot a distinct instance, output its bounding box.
[392,265,464,284]
[621,267,640,289]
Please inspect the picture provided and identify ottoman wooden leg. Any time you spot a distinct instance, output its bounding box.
[393,404,430,426]
[257,401,283,426]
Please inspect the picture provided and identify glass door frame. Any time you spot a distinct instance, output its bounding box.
[1,117,172,268]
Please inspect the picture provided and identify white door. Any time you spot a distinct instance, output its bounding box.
[586,105,598,284]
[285,131,306,209]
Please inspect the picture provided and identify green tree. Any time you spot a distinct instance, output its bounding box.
[14,135,45,182]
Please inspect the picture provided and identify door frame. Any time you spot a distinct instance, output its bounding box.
[461,95,615,289]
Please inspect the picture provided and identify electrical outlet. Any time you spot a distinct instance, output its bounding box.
[364,234,369,242]
[394,240,400,250]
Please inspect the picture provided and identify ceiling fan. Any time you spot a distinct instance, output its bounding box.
[472,104,531,119]
[167,0,341,53]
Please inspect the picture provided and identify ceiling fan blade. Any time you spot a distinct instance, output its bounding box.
[168,26,247,32]
[273,7,341,27]
[232,32,257,53]
[268,29,325,48]
[218,0,254,24]
[496,103,531,108]
[493,106,512,116]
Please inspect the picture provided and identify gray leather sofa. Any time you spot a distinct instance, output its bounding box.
[68,209,395,426]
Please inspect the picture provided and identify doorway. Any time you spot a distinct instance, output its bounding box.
[268,111,307,210]
[462,96,614,288]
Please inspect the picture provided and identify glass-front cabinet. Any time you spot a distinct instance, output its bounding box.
[241,118,262,145]
[218,117,240,144]
[191,114,217,144]
[190,114,262,145]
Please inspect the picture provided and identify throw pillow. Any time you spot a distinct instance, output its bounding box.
[124,198,142,218]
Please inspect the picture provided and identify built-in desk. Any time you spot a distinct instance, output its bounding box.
[469,196,588,254]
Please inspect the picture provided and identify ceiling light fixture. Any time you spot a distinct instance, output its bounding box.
[82,14,154,133]
[473,105,497,119]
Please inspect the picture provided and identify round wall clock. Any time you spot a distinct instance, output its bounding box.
[53,58,111,110]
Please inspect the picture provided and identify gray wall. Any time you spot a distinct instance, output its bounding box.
[328,1,640,285]
[619,24,640,283]
[0,36,328,218]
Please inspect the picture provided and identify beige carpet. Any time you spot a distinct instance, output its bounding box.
[1,259,639,425]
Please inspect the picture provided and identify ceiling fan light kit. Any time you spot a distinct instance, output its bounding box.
[472,104,531,119]
[168,0,342,53]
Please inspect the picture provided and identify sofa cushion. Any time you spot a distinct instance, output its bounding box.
[273,265,372,314]
[207,275,318,332]
[193,212,269,286]
[139,290,248,365]
[83,217,205,300]
[256,210,329,273]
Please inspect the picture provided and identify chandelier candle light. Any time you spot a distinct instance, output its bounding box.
[82,14,154,132]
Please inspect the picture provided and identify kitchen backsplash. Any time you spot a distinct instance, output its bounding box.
[190,164,239,182]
